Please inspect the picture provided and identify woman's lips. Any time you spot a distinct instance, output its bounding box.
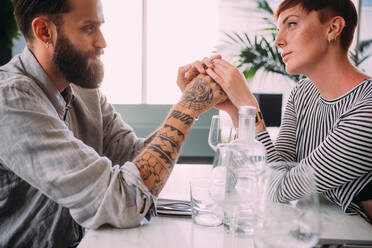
[281,51,292,62]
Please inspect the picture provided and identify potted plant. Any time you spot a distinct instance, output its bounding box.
[0,0,19,66]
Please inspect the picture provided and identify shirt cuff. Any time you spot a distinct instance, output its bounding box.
[121,162,156,223]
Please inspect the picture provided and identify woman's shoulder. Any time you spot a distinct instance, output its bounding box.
[290,78,317,94]
[345,79,372,103]
[288,78,319,103]
[349,79,372,107]
[354,78,372,96]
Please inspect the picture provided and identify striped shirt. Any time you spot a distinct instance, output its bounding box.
[257,78,372,223]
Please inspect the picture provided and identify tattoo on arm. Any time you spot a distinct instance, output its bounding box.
[179,78,214,111]
[133,75,225,196]
[167,110,194,125]
[134,124,185,195]
[144,129,159,147]
[144,109,194,148]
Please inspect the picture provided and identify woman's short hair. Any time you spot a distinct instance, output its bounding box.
[11,0,70,41]
[274,0,358,52]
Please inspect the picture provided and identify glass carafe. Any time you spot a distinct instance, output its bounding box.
[209,143,267,235]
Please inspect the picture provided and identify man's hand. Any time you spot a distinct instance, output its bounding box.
[133,68,228,197]
[205,58,260,110]
[177,74,227,118]
[177,55,222,93]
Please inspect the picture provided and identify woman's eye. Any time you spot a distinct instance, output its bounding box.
[288,22,297,27]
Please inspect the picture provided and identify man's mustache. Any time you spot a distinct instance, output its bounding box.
[92,49,104,57]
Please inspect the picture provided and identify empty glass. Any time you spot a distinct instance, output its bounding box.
[190,177,223,227]
[208,115,236,151]
[255,162,320,248]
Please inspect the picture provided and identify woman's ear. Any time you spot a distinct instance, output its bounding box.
[327,16,346,42]
[31,17,55,48]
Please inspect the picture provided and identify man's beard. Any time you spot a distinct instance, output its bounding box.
[52,32,104,89]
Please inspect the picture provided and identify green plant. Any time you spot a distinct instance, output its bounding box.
[349,38,372,70]
[224,32,304,82]
[0,0,19,65]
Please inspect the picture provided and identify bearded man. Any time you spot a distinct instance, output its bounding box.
[0,0,227,247]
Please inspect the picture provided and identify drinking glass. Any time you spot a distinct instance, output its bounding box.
[208,115,236,151]
[190,177,223,227]
[255,163,320,248]
[208,143,267,236]
[208,144,228,206]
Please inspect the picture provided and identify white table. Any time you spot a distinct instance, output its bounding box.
[78,164,372,248]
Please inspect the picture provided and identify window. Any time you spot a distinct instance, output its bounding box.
[100,0,219,104]
[359,0,372,74]
[100,1,142,104]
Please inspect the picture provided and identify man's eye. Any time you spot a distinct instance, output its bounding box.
[288,22,297,27]
[83,25,95,33]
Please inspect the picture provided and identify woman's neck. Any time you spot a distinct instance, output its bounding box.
[306,52,370,101]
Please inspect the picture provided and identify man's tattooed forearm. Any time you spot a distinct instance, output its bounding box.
[133,124,185,195]
[150,124,184,163]
[180,78,214,111]
[159,124,185,144]
[168,110,194,125]
[135,152,171,195]
[144,129,159,147]
[147,135,178,164]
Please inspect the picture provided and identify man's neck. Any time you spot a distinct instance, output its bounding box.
[29,45,69,92]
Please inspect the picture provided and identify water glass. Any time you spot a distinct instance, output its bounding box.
[190,178,223,227]
[208,115,236,151]
[255,162,320,248]
[224,160,269,236]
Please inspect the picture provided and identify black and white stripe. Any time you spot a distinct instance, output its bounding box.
[257,78,372,223]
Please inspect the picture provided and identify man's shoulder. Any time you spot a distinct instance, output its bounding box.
[0,65,43,105]
[0,71,39,97]
[0,56,37,93]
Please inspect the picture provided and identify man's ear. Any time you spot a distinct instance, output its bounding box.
[327,16,346,42]
[31,17,55,48]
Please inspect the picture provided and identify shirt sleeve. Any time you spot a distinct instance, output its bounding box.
[256,85,372,202]
[99,92,145,165]
[0,82,154,229]
[257,86,298,163]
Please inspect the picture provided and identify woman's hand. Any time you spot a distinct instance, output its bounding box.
[204,58,260,111]
[176,56,242,127]
[176,55,222,93]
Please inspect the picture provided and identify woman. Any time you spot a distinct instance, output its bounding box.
[180,0,372,223]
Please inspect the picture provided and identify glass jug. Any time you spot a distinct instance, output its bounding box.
[210,142,267,236]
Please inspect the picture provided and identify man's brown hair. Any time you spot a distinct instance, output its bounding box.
[274,0,358,51]
[12,0,70,41]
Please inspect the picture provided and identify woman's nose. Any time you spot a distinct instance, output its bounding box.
[274,30,285,48]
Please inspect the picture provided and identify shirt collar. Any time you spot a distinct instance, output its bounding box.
[20,47,75,118]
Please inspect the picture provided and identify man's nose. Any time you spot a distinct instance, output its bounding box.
[95,29,107,49]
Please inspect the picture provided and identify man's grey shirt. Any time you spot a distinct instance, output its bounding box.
[0,48,155,248]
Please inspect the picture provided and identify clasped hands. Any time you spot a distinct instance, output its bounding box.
[177,55,260,126]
